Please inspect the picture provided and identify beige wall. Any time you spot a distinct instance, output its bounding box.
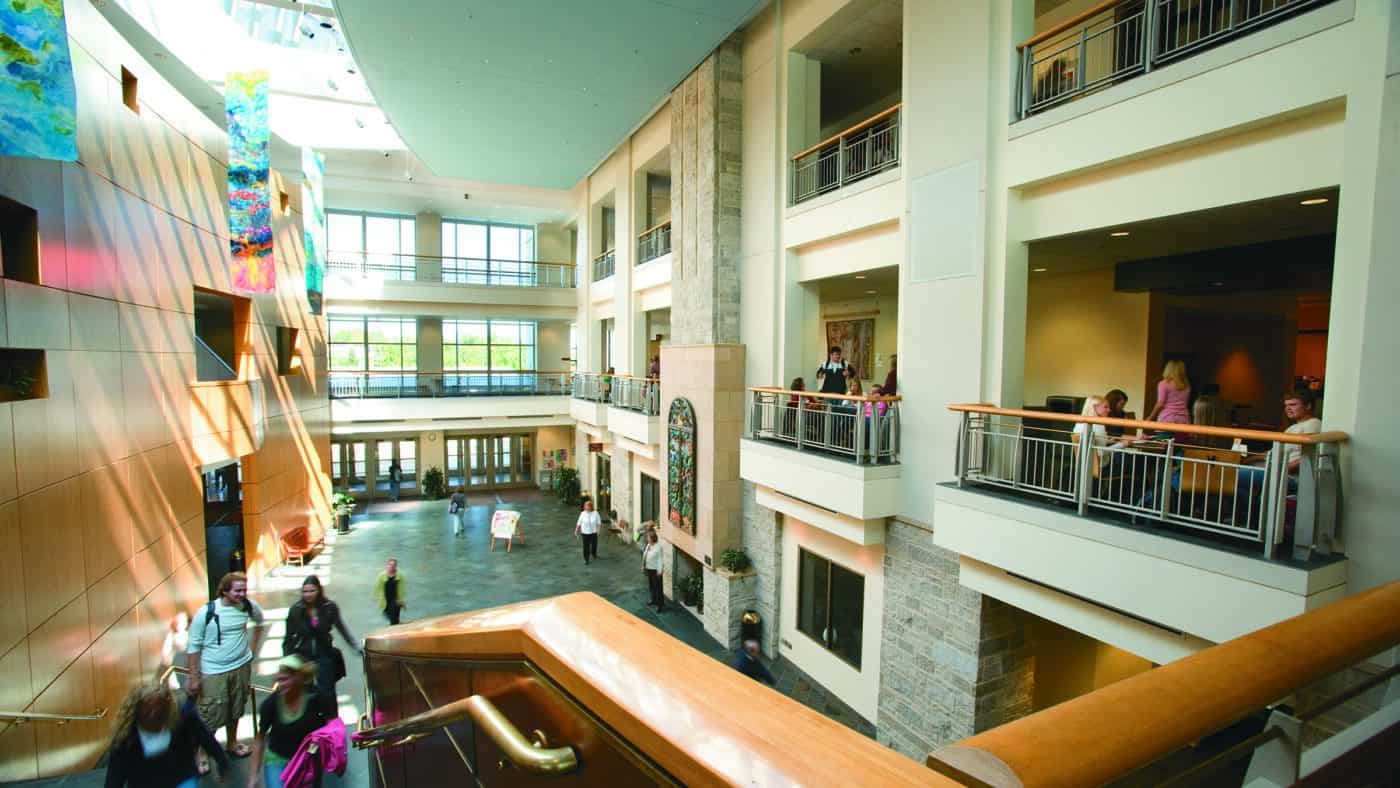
[538,321,571,372]
[1025,613,1153,712]
[535,425,573,487]
[0,2,329,779]
[813,295,899,390]
[1024,268,1153,412]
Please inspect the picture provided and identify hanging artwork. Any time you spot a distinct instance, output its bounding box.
[825,318,876,378]
[0,0,78,161]
[667,397,696,534]
[301,147,325,314]
[226,70,274,293]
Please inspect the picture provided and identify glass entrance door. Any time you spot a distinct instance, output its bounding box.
[447,433,535,491]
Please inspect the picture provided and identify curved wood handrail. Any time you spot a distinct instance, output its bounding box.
[330,370,573,377]
[948,403,1348,446]
[593,248,617,263]
[929,580,1400,787]
[326,250,576,269]
[791,104,902,162]
[1018,0,1124,51]
[366,593,949,787]
[749,385,903,404]
[637,219,672,238]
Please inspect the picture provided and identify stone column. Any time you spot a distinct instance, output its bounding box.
[415,211,441,281]
[610,449,633,527]
[659,34,746,647]
[876,522,1035,759]
[741,482,782,656]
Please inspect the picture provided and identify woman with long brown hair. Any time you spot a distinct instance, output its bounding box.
[105,682,229,787]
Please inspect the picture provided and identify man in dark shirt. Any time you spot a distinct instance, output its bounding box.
[883,353,897,396]
[815,346,855,395]
[732,639,776,685]
[375,558,406,625]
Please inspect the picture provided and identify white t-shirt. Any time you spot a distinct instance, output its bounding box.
[642,542,664,572]
[1284,417,1321,467]
[188,598,264,675]
[576,511,601,535]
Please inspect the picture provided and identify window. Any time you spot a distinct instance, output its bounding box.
[194,289,239,382]
[442,219,536,285]
[0,349,47,403]
[640,474,660,524]
[328,316,416,371]
[331,441,368,492]
[326,210,415,279]
[275,326,300,376]
[442,319,535,372]
[0,194,40,284]
[376,439,417,492]
[797,549,865,669]
[121,66,139,114]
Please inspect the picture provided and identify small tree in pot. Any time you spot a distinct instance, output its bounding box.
[680,574,704,611]
[421,466,448,500]
[332,492,354,533]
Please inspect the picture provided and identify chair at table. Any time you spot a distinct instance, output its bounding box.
[1173,447,1244,522]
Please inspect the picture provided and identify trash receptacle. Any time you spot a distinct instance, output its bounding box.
[740,610,761,642]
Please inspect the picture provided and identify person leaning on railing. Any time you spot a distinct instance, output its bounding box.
[1232,389,1322,527]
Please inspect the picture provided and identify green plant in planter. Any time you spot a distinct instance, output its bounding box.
[331,492,355,516]
[421,466,447,500]
[554,466,580,505]
[680,574,704,608]
[719,548,750,573]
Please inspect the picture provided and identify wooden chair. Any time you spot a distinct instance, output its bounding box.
[278,526,323,567]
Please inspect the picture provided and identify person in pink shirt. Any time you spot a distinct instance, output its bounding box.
[1147,360,1192,425]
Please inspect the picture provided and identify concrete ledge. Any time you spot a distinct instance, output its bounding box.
[333,394,570,423]
[607,406,660,446]
[739,438,900,520]
[755,485,886,546]
[570,397,609,428]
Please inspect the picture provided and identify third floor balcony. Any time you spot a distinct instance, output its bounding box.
[636,221,672,265]
[592,248,617,282]
[327,251,577,288]
[789,105,901,207]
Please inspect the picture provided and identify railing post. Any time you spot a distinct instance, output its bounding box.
[1158,437,1176,522]
[1076,422,1095,515]
[1143,0,1158,73]
[795,399,805,452]
[1261,443,1284,557]
[855,406,866,465]
[1077,27,1089,92]
[1011,422,1025,488]
[1293,441,1341,561]
[837,136,847,190]
[956,412,969,486]
[1020,46,1033,119]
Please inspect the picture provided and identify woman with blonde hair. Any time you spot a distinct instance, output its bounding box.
[1147,359,1192,425]
[105,682,229,786]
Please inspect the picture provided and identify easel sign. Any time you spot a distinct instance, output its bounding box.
[489,510,523,552]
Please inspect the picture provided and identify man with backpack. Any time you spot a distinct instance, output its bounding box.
[186,571,266,773]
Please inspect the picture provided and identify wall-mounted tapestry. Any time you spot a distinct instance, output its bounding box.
[301,147,325,314]
[226,70,274,293]
[825,318,875,378]
[667,397,696,534]
[0,0,78,161]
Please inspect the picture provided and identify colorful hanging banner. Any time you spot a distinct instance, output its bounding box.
[0,0,79,161]
[226,70,274,293]
[301,147,325,314]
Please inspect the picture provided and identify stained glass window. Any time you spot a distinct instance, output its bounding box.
[667,398,696,534]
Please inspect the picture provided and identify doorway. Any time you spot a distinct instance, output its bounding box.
[595,452,613,522]
[202,459,244,597]
[447,433,535,491]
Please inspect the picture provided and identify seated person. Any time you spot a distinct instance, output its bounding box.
[1074,396,1138,477]
[1233,389,1321,527]
[1191,384,1232,449]
[1104,389,1130,437]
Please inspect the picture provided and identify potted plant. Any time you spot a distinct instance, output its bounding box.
[719,549,750,574]
[554,467,580,505]
[332,492,354,534]
[680,574,704,611]
[421,466,447,500]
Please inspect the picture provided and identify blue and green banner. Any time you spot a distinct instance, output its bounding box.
[301,147,325,314]
[227,70,274,293]
[0,0,78,161]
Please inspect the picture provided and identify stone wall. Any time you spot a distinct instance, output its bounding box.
[703,566,758,650]
[876,521,1034,760]
[670,35,743,346]
[741,482,783,657]
[610,449,633,526]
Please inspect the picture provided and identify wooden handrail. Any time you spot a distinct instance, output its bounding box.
[637,219,671,238]
[602,374,658,383]
[326,250,575,269]
[593,248,617,262]
[366,593,949,787]
[330,370,573,377]
[947,403,1348,446]
[929,580,1400,787]
[791,103,903,162]
[1018,0,1123,51]
[749,385,902,404]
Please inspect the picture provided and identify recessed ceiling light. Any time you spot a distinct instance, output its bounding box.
[1033,267,1048,272]
[1212,281,1225,287]
[1300,197,1329,205]
[319,21,333,30]
[1110,231,1130,237]
[865,289,877,294]
[854,274,866,279]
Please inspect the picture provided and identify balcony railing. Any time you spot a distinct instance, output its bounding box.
[609,375,660,416]
[747,387,901,465]
[949,404,1346,560]
[329,371,571,400]
[1017,0,1335,118]
[571,372,608,403]
[636,221,672,265]
[790,104,901,206]
[327,251,576,288]
[591,249,616,282]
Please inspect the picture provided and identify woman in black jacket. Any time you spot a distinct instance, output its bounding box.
[105,682,229,787]
[283,575,361,700]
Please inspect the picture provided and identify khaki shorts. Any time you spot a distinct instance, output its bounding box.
[195,661,251,731]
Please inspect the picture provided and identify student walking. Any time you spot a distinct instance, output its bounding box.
[374,559,406,625]
[187,572,266,774]
[449,487,468,536]
[575,500,601,565]
[247,654,337,788]
[642,530,665,611]
[105,682,230,787]
[283,576,362,703]
[386,461,403,502]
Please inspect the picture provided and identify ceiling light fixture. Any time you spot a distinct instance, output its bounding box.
[463,193,471,200]
[1033,267,1048,272]
[865,289,877,295]
[849,46,863,56]
[1300,197,1329,206]
[854,274,866,279]
[1110,231,1130,237]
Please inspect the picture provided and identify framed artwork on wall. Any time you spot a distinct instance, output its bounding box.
[825,318,876,379]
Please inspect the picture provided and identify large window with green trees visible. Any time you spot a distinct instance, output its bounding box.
[441,319,536,372]
[441,219,536,285]
[329,316,417,371]
[326,210,415,279]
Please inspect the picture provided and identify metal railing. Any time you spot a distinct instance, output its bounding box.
[637,221,672,264]
[747,387,901,465]
[1017,0,1335,118]
[160,664,277,733]
[0,707,108,724]
[591,249,616,282]
[329,371,571,400]
[570,372,608,403]
[790,105,901,206]
[609,376,660,416]
[194,335,238,382]
[327,251,576,288]
[950,404,1346,560]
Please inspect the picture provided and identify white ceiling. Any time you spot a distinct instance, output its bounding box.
[333,0,765,188]
[815,265,900,301]
[797,0,902,69]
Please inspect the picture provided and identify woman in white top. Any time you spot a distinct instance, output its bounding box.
[641,530,665,610]
[1073,396,1136,475]
[574,500,602,565]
